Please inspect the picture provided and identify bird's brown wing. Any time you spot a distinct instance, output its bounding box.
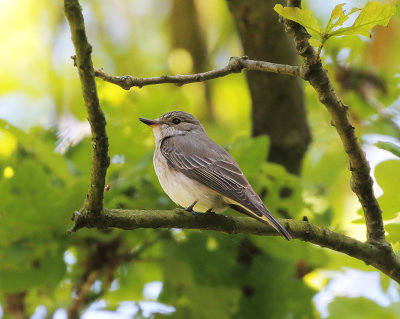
[160,134,291,240]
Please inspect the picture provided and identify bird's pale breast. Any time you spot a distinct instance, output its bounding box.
[153,146,228,212]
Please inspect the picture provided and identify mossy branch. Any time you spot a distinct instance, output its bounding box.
[283,0,387,245]
[68,208,400,283]
[64,0,110,217]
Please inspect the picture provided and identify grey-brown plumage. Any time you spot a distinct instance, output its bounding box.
[139,111,291,240]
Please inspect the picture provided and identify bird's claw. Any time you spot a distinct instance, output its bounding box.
[205,208,216,215]
[185,200,199,218]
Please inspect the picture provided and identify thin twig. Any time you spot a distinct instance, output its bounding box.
[94,56,302,90]
[64,0,110,217]
[359,85,400,139]
[283,0,388,245]
[67,270,100,319]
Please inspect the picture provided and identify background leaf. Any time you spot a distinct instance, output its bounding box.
[328,297,400,319]
[330,2,396,38]
[375,141,400,158]
[374,160,400,221]
[326,4,361,33]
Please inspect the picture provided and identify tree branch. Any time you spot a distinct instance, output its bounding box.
[283,0,387,245]
[69,208,400,282]
[5,292,28,319]
[64,0,110,217]
[63,0,399,283]
[94,57,302,90]
[67,270,100,319]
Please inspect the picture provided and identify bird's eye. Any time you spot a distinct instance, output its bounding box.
[172,118,181,124]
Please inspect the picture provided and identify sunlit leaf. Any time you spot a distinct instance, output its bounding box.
[374,160,400,220]
[327,3,346,30]
[328,297,400,318]
[309,38,323,47]
[274,4,321,40]
[326,4,361,32]
[386,223,400,244]
[0,127,17,158]
[380,272,391,291]
[330,2,396,38]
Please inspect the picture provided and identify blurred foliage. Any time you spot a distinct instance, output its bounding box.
[0,0,400,318]
[375,141,400,157]
[275,2,396,48]
[328,297,400,319]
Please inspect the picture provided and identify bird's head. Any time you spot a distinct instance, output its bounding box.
[139,111,205,142]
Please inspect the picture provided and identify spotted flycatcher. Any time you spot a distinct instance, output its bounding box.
[139,111,291,240]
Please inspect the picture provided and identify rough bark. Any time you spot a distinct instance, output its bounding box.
[94,57,302,89]
[227,0,311,175]
[64,0,110,217]
[4,292,28,319]
[284,0,387,245]
[69,208,400,283]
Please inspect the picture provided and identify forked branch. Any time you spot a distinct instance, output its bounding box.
[283,0,387,245]
[64,0,110,217]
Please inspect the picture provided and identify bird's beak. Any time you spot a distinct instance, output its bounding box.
[139,118,161,127]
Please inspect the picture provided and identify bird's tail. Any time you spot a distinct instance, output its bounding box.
[230,204,292,240]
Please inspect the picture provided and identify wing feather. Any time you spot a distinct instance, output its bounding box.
[160,134,291,240]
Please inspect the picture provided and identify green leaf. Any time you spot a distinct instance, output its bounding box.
[328,297,400,318]
[0,122,82,293]
[227,135,269,179]
[105,261,163,306]
[331,2,396,38]
[326,4,361,32]
[326,3,346,32]
[380,272,391,291]
[232,246,315,319]
[0,253,66,293]
[329,4,346,22]
[159,233,316,319]
[250,162,306,220]
[375,141,400,158]
[159,235,241,319]
[274,4,321,40]
[386,223,400,243]
[374,160,400,220]
[309,38,323,47]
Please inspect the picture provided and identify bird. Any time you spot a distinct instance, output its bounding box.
[139,111,291,240]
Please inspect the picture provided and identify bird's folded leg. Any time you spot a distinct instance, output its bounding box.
[205,208,216,215]
[185,200,199,218]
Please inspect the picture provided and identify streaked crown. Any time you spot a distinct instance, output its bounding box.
[160,111,201,125]
[149,111,206,142]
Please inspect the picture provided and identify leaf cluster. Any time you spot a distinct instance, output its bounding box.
[275,2,396,50]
